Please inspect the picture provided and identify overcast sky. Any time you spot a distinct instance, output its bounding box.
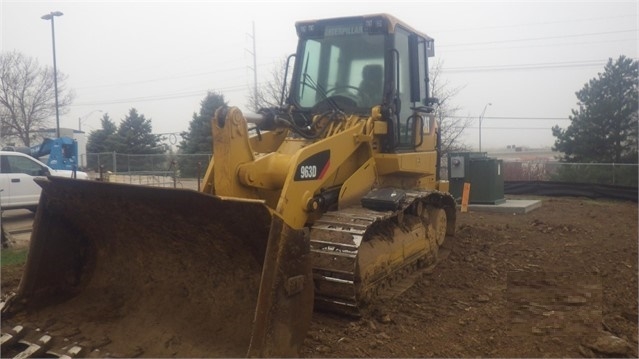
[1,0,637,150]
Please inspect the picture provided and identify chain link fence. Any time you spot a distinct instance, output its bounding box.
[84,152,637,189]
[440,155,637,187]
[501,161,638,187]
[82,152,212,190]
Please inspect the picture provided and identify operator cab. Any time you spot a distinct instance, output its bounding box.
[288,13,436,152]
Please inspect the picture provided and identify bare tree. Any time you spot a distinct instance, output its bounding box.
[0,51,74,146]
[430,59,472,156]
[246,56,292,112]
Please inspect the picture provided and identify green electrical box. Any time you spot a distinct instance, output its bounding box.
[448,152,505,204]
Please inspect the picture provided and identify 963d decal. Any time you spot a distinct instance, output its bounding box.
[294,150,330,181]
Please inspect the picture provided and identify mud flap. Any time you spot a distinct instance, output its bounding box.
[6,176,313,357]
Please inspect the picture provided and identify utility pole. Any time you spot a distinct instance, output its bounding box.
[246,21,258,110]
[252,21,258,104]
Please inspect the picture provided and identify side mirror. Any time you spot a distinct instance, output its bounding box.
[41,167,51,176]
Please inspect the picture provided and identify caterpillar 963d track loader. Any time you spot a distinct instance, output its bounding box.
[1,13,456,358]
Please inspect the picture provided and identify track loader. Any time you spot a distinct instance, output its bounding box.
[1,13,456,358]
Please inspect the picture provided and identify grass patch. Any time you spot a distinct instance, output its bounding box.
[1,247,29,266]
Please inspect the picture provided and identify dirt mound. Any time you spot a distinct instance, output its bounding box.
[2,196,637,357]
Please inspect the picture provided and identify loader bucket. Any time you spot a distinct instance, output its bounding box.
[4,176,313,357]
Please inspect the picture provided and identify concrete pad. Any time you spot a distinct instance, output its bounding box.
[467,199,542,214]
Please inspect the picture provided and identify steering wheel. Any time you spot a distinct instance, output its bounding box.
[325,85,362,97]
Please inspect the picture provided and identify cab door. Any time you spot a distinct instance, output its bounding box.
[0,154,48,209]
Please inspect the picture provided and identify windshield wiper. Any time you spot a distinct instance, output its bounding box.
[302,74,343,114]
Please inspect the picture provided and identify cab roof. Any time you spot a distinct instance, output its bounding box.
[295,13,434,42]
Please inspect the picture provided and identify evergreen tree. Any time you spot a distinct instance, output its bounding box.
[117,108,163,154]
[178,92,227,177]
[85,109,164,172]
[86,113,120,171]
[87,113,118,153]
[179,91,227,154]
[552,55,638,164]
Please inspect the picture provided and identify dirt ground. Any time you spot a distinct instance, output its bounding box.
[1,195,637,358]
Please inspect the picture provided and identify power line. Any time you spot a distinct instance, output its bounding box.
[73,58,282,92]
[440,29,637,48]
[436,14,637,34]
[74,65,248,90]
[71,30,633,94]
[448,116,570,120]
[458,126,556,130]
[77,57,611,101]
[441,59,607,73]
[73,84,248,107]
[442,36,637,53]
[73,57,608,106]
[69,43,632,107]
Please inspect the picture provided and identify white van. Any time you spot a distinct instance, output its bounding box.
[0,151,89,211]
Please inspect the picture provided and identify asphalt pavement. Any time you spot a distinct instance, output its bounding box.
[1,209,34,249]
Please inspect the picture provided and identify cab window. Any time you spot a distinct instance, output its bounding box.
[295,32,385,110]
[394,26,413,146]
[2,155,47,176]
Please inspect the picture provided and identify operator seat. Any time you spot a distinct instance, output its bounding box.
[359,64,383,107]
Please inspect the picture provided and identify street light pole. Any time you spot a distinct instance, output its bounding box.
[479,102,492,153]
[41,11,64,138]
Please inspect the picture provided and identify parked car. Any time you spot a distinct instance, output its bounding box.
[0,150,88,211]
